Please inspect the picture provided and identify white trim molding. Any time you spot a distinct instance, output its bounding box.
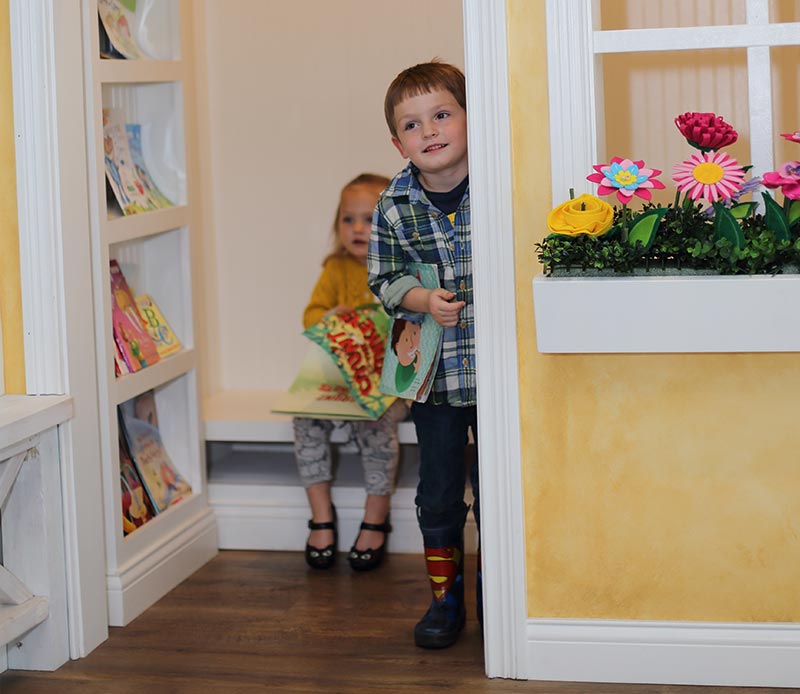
[9,0,108,657]
[462,0,528,680]
[527,619,800,687]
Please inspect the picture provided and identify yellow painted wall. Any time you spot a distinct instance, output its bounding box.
[0,0,23,393]
[508,0,800,621]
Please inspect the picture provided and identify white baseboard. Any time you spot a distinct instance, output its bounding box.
[106,508,218,626]
[209,482,479,554]
[526,618,800,687]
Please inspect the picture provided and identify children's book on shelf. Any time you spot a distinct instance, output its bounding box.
[97,0,144,60]
[103,108,160,216]
[118,390,192,514]
[126,124,174,209]
[272,304,397,421]
[378,263,443,402]
[119,425,154,535]
[135,294,182,358]
[110,259,160,372]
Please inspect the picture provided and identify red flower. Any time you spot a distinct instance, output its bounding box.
[675,112,738,151]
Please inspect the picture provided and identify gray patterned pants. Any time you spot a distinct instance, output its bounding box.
[293,400,408,495]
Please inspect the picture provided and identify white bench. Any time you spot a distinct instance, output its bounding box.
[203,390,477,553]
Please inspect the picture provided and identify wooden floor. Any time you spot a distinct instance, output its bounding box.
[0,551,792,693]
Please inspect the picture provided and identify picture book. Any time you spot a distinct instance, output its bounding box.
[271,342,380,421]
[119,424,154,535]
[110,259,160,370]
[97,0,144,60]
[118,390,192,514]
[302,304,397,420]
[378,263,443,402]
[135,294,182,358]
[103,108,156,215]
[126,124,173,209]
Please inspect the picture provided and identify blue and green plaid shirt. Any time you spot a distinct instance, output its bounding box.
[368,163,475,407]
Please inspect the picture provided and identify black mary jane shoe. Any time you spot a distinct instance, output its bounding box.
[348,516,392,572]
[305,507,337,570]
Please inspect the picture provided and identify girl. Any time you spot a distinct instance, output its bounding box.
[295,173,407,571]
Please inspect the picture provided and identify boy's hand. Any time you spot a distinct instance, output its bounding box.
[427,289,465,327]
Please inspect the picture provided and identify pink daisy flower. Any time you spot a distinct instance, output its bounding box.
[781,132,800,144]
[586,157,665,206]
[672,151,746,203]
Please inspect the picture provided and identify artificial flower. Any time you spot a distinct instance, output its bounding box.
[762,162,800,200]
[586,157,665,206]
[781,132,800,144]
[675,112,738,151]
[672,151,746,203]
[547,194,614,237]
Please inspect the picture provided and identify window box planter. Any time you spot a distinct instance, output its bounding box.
[532,272,800,353]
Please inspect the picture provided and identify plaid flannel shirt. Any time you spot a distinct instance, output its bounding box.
[368,163,475,407]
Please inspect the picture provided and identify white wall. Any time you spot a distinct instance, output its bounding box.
[193,0,464,395]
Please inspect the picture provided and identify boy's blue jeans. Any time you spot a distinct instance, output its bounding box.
[411,401,479,538]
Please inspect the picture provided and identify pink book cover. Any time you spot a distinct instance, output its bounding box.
[110,259,160,369]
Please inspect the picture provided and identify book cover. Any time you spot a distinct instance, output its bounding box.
[125,124,174,210]
[119,424,154,535]
[135,294,182,358]
[378,263,443,402]
[301,304,397,419]
[271,342,382,421]
[103,108,157,215]
[118,390,192,514]
[97,0,144,60]
[110,259,160,369]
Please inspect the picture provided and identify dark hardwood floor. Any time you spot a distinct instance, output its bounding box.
[0,551,792,693]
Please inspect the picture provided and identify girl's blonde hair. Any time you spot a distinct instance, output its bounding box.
[326,173,390,262]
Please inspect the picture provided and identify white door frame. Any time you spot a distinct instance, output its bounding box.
[463,0,528,679]
[9,0,108,656]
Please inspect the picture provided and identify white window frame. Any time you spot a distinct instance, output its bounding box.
[546,0,800,206]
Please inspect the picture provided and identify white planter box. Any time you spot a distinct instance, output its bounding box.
[532,273,800,353]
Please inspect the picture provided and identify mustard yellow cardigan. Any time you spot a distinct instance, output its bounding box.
[302,254,376,329]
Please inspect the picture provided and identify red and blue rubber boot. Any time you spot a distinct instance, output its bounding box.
[414,530,465,649]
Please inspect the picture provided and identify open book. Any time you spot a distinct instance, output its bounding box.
[378,263,443,402]
[272,304,396,421]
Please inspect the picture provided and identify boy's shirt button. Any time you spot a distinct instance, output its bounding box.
[449,243,455,251]
[462,358,469,366]
[460,320,467,329]
[412,231,420,239]
[459,281,466,290]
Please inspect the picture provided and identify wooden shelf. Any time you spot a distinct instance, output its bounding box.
[113,349,196,405]
[97,59,185,84]
[104,205,190,245]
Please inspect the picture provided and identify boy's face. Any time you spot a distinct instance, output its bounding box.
[391,89,468,190]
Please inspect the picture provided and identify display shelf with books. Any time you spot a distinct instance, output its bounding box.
[83,0,216,627]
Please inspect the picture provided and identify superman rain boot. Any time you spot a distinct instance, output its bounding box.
[414,528,465,649]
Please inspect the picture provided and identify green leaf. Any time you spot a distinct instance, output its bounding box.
[762,191,790,241]
[712,203,745,251]
[787,199,800,229]
[626,208,668,251]
[729,202,757,219]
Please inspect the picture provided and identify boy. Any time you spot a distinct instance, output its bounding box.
[368,61,478,649]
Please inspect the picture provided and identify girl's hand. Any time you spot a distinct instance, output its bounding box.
[427,289,465,327]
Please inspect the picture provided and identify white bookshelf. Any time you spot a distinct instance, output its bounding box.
[83,0,217,627]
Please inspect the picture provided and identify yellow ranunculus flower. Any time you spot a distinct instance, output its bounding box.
[547,194,615,237]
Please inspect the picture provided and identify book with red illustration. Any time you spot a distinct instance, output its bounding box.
[110,259,160,373]
[118,389,192,514]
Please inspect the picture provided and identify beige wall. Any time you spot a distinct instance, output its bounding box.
[193,1,463,395]
[0,0,23,394]
[509,0,800,621]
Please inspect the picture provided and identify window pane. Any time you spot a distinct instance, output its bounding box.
[600,0,746,31]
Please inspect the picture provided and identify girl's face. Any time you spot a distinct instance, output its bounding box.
[337,184,382,263]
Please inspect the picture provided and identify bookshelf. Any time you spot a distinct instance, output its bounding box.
[83,0,217,627]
